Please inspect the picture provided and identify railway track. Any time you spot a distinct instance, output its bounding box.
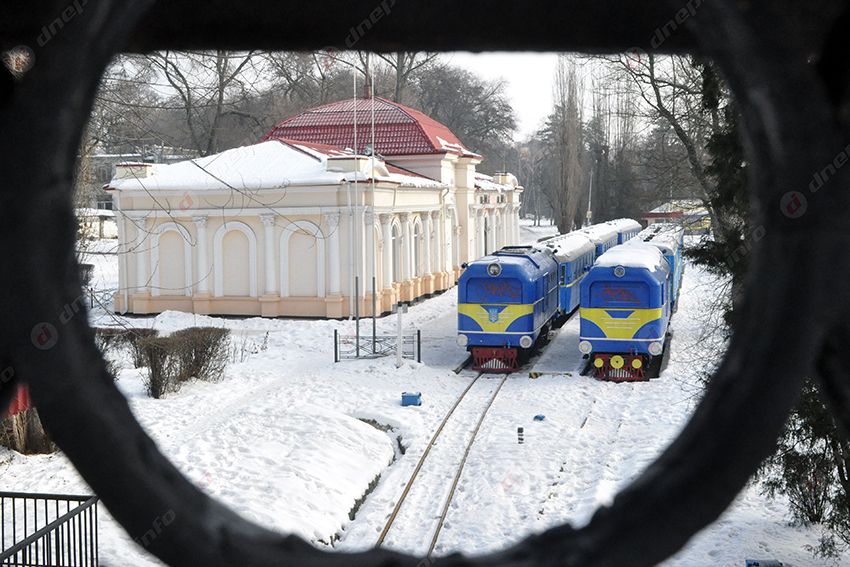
[375,372,508,557]
[372,310,579,556]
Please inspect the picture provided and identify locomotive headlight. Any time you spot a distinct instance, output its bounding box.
[487,263,502,277]
[520,335,534,349]
[457,334,469,347]
[649,342,663,356]
[614,266,626,278]
[579,341,593,354]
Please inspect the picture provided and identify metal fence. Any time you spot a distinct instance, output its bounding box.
[334,330,421,363]
[0,492,99,567]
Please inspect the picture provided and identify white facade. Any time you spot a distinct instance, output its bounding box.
[110,136,522,318]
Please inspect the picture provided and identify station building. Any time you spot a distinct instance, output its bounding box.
[109,97,523,318]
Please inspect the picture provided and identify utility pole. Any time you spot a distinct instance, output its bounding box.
[585,164,595,227]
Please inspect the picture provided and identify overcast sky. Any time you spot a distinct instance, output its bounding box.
[446,51,560,142]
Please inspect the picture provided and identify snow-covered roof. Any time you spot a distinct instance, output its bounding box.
[579,223,619,245]
[537,232,595,262]
[474,173,513,192]
[605,218,642,233]
[107,140,446,192]
[596,243,669,273]
[76,208,115,218]
[648,199,708,215]
[629,223,685,256]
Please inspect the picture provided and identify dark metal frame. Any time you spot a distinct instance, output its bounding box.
[2,0,850,565]
[0,492,99,566]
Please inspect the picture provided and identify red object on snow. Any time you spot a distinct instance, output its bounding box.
[3,385,30,419]
[262,97,481,158]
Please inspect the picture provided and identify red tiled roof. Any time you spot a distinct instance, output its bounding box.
[262,97,480,158]
[277,138,437,182]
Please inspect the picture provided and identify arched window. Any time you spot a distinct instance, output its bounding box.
[213,221,258,297]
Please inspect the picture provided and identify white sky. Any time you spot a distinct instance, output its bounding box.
[446,52,560,142]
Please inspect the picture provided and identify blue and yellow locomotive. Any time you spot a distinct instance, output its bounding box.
[579,223,685,381]
[457,246,560,372]
[579,244,673,381]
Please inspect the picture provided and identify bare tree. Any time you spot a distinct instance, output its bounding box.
[148,50,260,156]
[375,52,439,103]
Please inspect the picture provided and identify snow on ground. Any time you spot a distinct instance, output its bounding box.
[2,233,845,566]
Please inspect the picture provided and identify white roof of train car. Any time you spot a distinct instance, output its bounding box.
[596,243,669,273]
[606,218,643,233]
[579,224,619,245]
[630,223,685,255]
[537,232,595,262]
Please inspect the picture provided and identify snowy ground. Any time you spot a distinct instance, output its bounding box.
[2,223,844,566]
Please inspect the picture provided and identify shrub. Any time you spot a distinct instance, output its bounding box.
[171,327,231,383]
[138,337,181,399]
[124,329,159,368]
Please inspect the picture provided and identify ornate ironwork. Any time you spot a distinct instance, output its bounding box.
[2,0,850,565]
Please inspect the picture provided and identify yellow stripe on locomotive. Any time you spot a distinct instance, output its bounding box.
[579,307,663,340]
[458,303,535,333]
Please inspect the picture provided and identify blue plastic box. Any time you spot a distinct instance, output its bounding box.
[401,392,422,407]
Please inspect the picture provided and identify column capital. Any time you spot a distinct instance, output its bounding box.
[431,210,441,220]
[364,210,376,225]
[379,213,394,225]
[260,213,276,228]
[325,212,341,229]
[192,215,209,228]
[399,212,411,222]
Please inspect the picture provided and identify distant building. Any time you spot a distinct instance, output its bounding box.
[88,147,196,210]
[108,97,523,318]
[76,208,118,240]
[642,199,711,235]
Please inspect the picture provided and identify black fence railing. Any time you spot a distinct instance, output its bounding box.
[334,330,421,363]
[0,492,99,567]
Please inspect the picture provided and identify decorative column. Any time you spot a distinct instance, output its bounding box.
[423,212,433,275]
[380,214,394,289]
[193,216,210,294]
[502,207,510,247]
[365,211,376,297]
[432,211,443,275]
[132,215,148,293]
[476,210,485,259]
[326,212,341,295]
[400,213,414,301]
[260,214,276,295]
[514,206,521,244]
[487,211,497,254]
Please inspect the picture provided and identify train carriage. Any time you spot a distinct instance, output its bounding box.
[537,232,596,315]
[579,244,672,381]
[627,223,685,307]
[606,218,643,244]
[579,224,620,258]
[458,246,560,372]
